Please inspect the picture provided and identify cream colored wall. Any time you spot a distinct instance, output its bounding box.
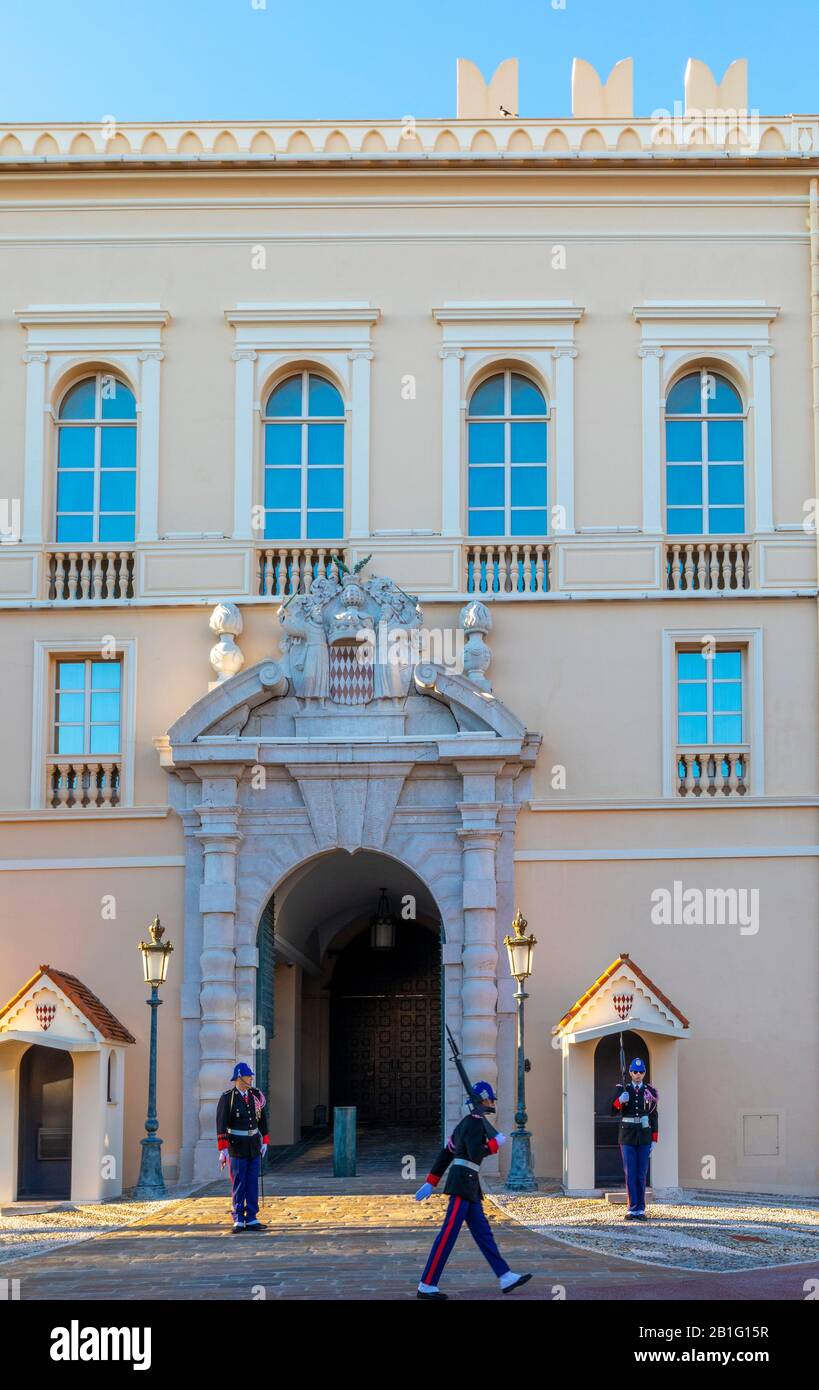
[0,170,814,538]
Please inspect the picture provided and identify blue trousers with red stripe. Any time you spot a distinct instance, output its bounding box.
[620,1142,651,1213]
[228,1154,260,1223]
[421,1195,510,1285]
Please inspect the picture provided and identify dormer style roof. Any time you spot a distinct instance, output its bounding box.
[553,953,690,1040]
[0,965,135,1048]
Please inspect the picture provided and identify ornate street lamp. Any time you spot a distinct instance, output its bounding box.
[503,908,538,1191]
[369,886,396,950]
[134,916,173,1199]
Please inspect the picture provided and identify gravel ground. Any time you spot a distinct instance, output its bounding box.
[0,1197,174,1265]
[487,1189,819,1273]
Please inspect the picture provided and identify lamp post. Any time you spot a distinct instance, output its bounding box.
[503,908,538,1191]
[133,916,173,1199]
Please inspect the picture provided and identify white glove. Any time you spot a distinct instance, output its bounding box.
[618,1091,630,1106]
[261,1143,268,1159]
[415,1182,434,1201]
[494,1132,507,1147]
[218,1151,228,1169]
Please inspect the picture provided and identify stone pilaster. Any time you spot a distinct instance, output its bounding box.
[457,766,503,1115]
[193,784,242,1180]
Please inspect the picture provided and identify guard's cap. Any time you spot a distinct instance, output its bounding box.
[231,1062,254,1080]
[628,1058,646,1073]
[472,1080,496,1102]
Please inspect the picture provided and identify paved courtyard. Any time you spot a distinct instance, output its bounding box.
[1,1131,816,1301]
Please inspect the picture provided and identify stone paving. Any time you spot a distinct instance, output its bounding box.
[0,1130,816,1300]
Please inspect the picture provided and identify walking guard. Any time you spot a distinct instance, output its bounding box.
[216,1062,270,1233]
[415,1081,532,1299]
[612,1057,658,1220]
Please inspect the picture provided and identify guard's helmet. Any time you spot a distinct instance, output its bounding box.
[471,1080,496,1111]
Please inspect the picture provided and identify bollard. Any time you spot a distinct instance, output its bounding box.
[333,1106,357,1176]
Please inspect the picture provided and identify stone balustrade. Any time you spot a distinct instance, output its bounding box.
[465,541,551,596]
[665,539,752,592]
[255,545,348,598]
[46,548,135,601]
[676,748,750,797]
[46,756,121,808]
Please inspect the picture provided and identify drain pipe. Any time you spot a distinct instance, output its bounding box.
[811,178,819,631]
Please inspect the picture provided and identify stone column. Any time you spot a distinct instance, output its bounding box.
[457,766,503,1127]
[193,784,242,1180]
[136,349,164,542]
[638,347,665,535]
[348,348,374,537]
[231,348,258,541]
[440,346,465,537]
[750,346,774,534]
[552,347,577,535]
[22,351,48,544]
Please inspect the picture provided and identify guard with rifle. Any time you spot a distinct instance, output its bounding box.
[413,1027,533,1299]
[612,1056,658,1220]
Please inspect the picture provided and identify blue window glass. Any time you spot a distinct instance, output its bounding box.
[708,506,745,534]
[708,465,744,505]
[58,428,95,469]
[100,471,136,512]
[666,466,702,505]
[307,468,343,509]
[714,650,741,679]
[511,509,547,535]
[510,373,547,416]
[264,510,302,540]
[469,468,504,507]
[468,509,505,536]
[713,714,742,743]
[511,422,547,463]
[59,379,97,420]
[91,662,121,689]
[307,423,343,467]
[264,468,301,509]
[665,374,702,414]
[57,472,94,512]
[666,421,702,461]
[90,691,120,723]
[100,427,137,469]
[56,725,84,755]
[98,515,135,543]
[265,424,300,467]
[666,507,703,535]
[89,724,120,755]
[677,651,707,679]
[511,467,546,507]
[678,682,707,713]
[100,380,136,420]
[707,421,743,461]
[706,375,742,414]
[469,423,504,464]
[713,681,742,713]
[265,375,302,417]
[56,692,84,723]
[678,715,708,743]
[56,514,94,543]
[469,375,505,415]
[306,510,344,539]
[308,374,344,417]
[57,662,85,689]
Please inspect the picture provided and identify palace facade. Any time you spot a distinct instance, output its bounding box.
[0,57,817,1203]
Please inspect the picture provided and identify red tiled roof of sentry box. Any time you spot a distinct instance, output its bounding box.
[0,965,136,1044]
[552,953,690,1034]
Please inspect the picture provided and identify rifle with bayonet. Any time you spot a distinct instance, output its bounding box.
[445,1023,498,1140]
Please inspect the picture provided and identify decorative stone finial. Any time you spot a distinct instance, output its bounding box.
[209,601,244,683]
[459,600,493,691]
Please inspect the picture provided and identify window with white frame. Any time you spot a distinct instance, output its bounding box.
[52,657,122,757]
[665,369,746,536]
[467,370,549,537]
[262,371,345,540]
[676,647,744,746]
[55,374,137,544]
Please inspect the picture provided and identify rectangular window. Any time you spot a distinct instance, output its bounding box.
[676,647,743,745]
[53,658,122,756]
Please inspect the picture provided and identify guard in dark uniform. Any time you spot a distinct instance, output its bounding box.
[414,1081,532,1299]
[612,1057,658,1220]
[216,1062,270,1233]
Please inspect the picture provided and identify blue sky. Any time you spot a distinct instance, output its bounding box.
[2,0,817,122]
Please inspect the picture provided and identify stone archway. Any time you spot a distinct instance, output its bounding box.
[158,583,540,1183]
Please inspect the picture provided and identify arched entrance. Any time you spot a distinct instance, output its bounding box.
[329,919,441,1127]
[593,1030,650,1188]
[17,1045,73,1199]
[259,849,444,1146]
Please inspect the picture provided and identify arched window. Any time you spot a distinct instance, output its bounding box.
[262,371,345,540]
[467,370,548,536]
[665,369,745,536]
[56,373,137,544]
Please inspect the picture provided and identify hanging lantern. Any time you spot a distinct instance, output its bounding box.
[370,887,396,950]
